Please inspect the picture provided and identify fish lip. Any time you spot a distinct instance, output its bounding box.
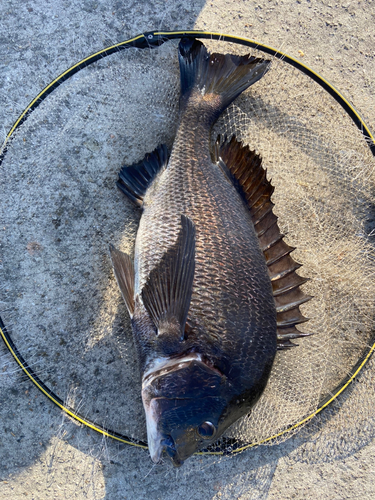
[143,395,193,466]
[165,447,184,467]
[150,436,184,467]
[161,436,184,467]
[146,411,184,466]
[144,397,163,463]
[144,396,177,465]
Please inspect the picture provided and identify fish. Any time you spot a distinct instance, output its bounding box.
[109,38,312,466]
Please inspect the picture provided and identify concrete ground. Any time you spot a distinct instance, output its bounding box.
[0,1,374,499]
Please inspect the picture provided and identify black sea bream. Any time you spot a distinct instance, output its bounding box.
[110,38,311,466]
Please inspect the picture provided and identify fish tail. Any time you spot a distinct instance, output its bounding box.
[178,38,270,121]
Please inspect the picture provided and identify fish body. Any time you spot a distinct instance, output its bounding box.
[110,39,309,466]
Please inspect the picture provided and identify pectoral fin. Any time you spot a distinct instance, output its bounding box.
[109,244,135,317]
[141,215,195,340]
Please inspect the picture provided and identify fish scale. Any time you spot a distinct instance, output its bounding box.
[110,38,280,466]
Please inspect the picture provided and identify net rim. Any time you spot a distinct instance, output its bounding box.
[0,29,374,456]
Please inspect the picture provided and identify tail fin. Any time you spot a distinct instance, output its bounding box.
[178,38,270,118]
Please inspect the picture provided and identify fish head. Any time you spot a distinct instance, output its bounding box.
[145,396,226,466]
[142,356,229,466]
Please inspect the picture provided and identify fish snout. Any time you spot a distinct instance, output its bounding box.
[145,397,186,466]
[161,436,184,467]
[149,433,184,467]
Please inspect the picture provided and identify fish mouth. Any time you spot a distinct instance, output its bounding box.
[144,397,164,464]
[154,434,184,467]
[145,398,184,466]
[161,437,183,467]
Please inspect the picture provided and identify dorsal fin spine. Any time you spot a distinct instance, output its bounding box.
[261,233,285,252]
[269,262,302,281]
[251,202,274,225]
[247,184,275,209]
[256,219,278,238]
[273,276,310,297]
[265,245,296,267]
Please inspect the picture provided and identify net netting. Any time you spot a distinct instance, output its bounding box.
[0,39,374,453]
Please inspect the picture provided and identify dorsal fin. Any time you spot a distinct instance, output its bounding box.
[216,135,313,349]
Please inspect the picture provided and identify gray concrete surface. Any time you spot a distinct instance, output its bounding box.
[0,1,374,499]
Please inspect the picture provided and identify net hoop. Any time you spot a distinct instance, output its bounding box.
[1,30,374,455]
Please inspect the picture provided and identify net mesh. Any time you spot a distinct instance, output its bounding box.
[0,40,374,452]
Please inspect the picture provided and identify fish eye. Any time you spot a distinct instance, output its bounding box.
[197,421,216,439]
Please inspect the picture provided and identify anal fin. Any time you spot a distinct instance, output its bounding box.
[109,244,135,317]
[141,215,195,340]
[117,144,169,207]
[216,135,313,349]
